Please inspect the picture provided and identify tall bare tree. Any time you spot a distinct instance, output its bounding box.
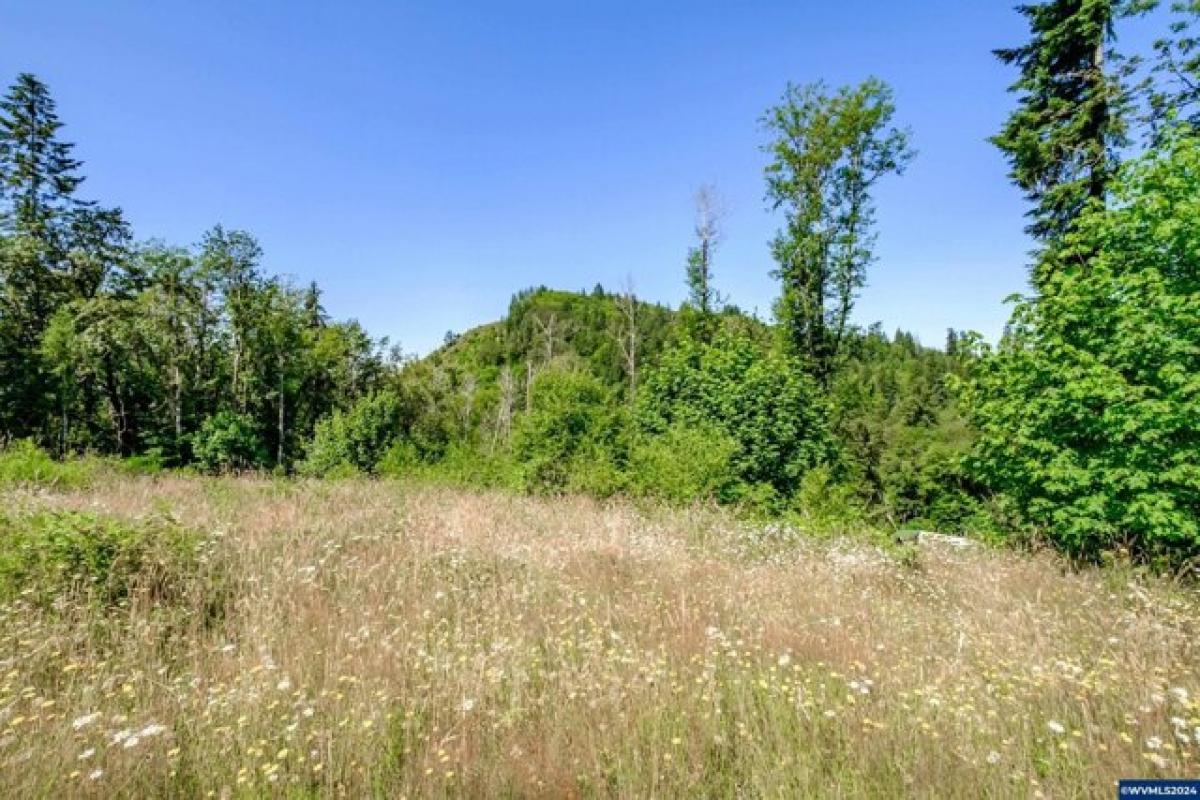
[614,276,639,403]
[491,364,515,452]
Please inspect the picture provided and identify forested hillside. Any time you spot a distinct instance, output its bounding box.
[3,0,1200,567]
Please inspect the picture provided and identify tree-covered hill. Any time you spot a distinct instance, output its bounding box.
[344,284,979,530]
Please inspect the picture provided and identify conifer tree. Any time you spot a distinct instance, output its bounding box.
[0,73,86,241]
[992,1,1147,261]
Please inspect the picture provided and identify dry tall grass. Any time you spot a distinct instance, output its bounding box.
[1,474,1197,798]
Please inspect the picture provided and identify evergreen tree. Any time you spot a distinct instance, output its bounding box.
[0,73,86,242]
[992,1,1146,260]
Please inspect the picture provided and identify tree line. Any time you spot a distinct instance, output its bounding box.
[2,0,1198,565]
[0,73,387,467]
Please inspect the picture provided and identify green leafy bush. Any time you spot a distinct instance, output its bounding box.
[513,368,628,493]
[788,465,864,533]
[301,391,405,476]
[192,411,268,473]
[628,422,740,504]
[383,441,521,489]
[0,439,100,488]
[0,510,207,608]
[637,329,832,497]
[962,130,1200,564]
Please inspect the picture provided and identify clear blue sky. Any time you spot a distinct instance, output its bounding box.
[0,1,1169,354]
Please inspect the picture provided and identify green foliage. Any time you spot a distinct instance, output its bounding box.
[0,439,98,488]
[628,422,740,504]
[301,391,405,476]
[962,131,1200,563]
[192,411,267,473]
[513,368,627,494]
[637,328,832,497]
[762,78,914,381]
[0,75,384,466]
[789,465,864,533]
[829,326,983,531]
[383,441,521,490]
[684,185,723,321]
[0,72,85,236]
[0,510,204,607]
[496,287,675,394]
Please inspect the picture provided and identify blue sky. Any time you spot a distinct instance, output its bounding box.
[0,1,1169,354]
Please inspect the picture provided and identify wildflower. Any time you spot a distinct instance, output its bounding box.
[460,698,476,713]
[72,712,101,730]
[778,653,792,668]
[277,678,292,692]
[1170,687,1189,705]
[88,769,103,781]
[1146,736,1163,750]
[1046,721,1065,735]
[78,748,95,760]
[986,751,1001,765]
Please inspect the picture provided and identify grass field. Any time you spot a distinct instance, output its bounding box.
[1,473,1197,797]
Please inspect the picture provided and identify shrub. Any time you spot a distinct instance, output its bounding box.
[0,510,207,608]
[0,439,99,488]
[637,330,832,497]
[381,440,521,489]
[513,368,627,494]
[628,422,740,504]
[192,411,267,473]
[789,465,864,533]
[302,391,428,476]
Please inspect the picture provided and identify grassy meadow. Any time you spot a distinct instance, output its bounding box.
[0,470,1197,798]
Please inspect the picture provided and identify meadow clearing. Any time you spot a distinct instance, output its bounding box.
[0,472,1197,798]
